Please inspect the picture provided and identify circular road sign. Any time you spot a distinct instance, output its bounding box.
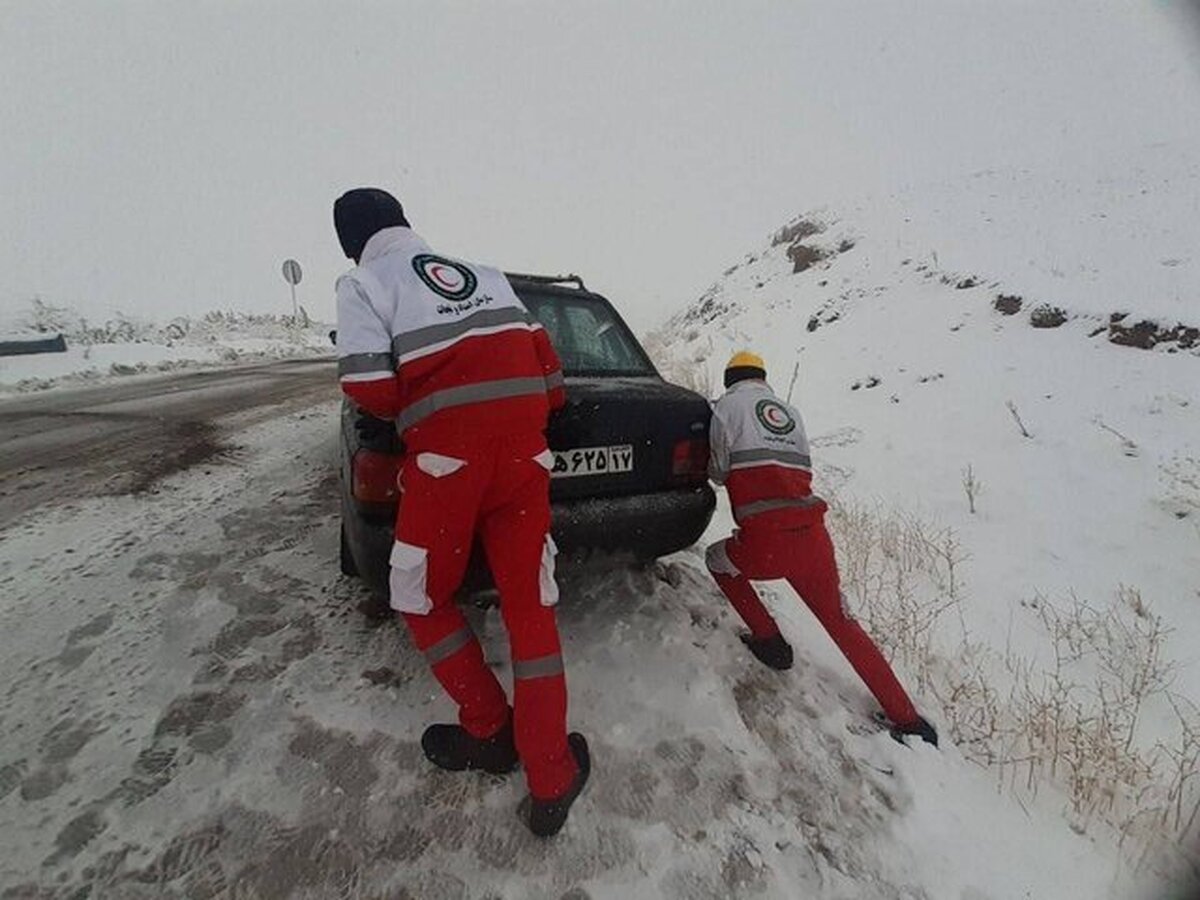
[282,259,303,285]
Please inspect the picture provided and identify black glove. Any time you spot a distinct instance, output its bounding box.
[355,411,400,452]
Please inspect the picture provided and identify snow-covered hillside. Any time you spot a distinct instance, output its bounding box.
[0,301,332,393]
[649,156,1200,889]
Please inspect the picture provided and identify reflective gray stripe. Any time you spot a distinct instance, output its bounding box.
[396,376,549,432]
[338,352,395,377]
[391,307,532,359]
[729,448,812,469]
[513,653,564,680]
[424,627,473,666]
[733,496,823,520]
[545,370,565,390]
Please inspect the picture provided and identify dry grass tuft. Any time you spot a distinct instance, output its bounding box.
[825,495,1200,871]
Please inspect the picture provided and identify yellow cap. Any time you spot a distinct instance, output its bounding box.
[726,350,765,371]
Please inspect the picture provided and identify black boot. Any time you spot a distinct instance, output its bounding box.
[740,632,794,670]
[421,717,519,775]
[525,733,590,838]
[889,715,939,747]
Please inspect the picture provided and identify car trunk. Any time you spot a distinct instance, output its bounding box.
[547,376,711,501]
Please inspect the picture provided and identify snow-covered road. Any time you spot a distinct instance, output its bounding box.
[0,367,1172,899]
[0,360,334,530]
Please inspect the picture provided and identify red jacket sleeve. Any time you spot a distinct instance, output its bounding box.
[532,326,566,410]
[341,377,403,420]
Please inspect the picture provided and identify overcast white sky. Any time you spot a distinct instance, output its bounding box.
[2,1,1198,333]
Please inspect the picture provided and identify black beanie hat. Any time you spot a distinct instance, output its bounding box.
[333,188,409,262]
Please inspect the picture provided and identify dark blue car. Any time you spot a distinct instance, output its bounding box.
[338,273,715,602]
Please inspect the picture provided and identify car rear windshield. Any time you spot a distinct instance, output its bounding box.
[520,290,656,377]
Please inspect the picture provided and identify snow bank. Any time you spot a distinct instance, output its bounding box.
[0,300,333,393]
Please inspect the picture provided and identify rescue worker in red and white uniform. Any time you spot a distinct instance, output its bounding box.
[333,188,589,835]
[706,351,937,745]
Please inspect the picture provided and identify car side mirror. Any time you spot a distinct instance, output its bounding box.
[328,329,338,347]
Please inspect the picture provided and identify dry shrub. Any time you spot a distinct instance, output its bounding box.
[996,588,1199,868]
[827,496,966,696]
[825,495,1200,871]
[18,298,318,346]
[961,463,982,514]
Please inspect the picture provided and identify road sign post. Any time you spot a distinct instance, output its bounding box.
[281,259,303,321]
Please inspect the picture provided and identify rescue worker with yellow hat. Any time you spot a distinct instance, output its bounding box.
[706,351,938,745]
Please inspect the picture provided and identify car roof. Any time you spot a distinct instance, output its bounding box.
[504,272,589,292]
[506,273,617,307]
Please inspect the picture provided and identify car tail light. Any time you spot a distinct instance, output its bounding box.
[352,449,402,503]
[671,438,709,483]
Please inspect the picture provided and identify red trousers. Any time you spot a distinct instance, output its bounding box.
[392,430,576,800]
[706,519,919,726]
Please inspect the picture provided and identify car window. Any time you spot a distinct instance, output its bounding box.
[519,291,656,377]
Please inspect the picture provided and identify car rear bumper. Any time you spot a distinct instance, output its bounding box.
[551,484,715,558]
[346,484,716,599]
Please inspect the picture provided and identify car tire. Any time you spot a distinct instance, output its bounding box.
[631,553,660,570]
[339,521,359,577]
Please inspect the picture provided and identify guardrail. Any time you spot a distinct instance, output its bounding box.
[0,334,68,357]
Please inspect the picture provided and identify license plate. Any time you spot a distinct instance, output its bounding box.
[551,444,634,478]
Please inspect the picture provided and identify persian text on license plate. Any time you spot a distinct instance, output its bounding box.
[551,445,634,478]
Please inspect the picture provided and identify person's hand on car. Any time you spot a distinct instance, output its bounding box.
[355,411,395,444]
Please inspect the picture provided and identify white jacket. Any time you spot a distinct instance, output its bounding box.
[709,379,821,526]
